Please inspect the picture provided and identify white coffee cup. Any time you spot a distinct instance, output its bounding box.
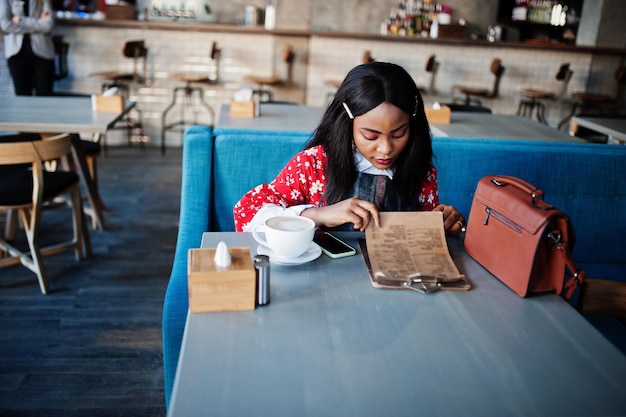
[252,216,315,259]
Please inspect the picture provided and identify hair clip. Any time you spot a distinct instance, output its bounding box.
[343,102,354,119]
[412,95,418,117]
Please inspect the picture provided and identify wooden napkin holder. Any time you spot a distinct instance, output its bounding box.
[187,247,256,313]
[230,101,256,118]
[425,105,451,124]
[91,95,124,113]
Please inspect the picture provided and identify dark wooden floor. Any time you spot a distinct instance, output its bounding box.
[0,146,182,416]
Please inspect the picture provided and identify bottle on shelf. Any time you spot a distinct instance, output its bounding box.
[264,0,276,30]
[382,0,443,38]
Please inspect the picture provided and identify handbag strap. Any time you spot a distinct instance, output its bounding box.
[559,242,586,301]
[551,217,586,301]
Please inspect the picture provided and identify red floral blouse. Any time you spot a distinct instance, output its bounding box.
[234,145,439,231]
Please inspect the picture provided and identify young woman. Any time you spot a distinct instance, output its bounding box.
[234,61,464,234]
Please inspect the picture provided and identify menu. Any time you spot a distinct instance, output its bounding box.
[363,211,471,292]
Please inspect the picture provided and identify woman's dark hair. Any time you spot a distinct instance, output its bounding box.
[307,61,433,207]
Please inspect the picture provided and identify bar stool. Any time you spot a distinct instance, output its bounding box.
[517,63,573,124]
[245,44,295,102]
[90,40,148,146]
[417,54,440,94]
[324,51,375,102]
[558,65,626,130]
[362,50,375,65]
[452,58,505,106]
[161,42,221,154]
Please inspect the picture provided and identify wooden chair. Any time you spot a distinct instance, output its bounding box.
[417,54,440,94]
[558,65,626,129]
[578,278,626,320]
[161,42,221,154]
[452,58,505,106]
[517,63,573,124]
[38,132,105,230]
[0,133,92,294]
[245,44,296,102]
[90,40,149,145]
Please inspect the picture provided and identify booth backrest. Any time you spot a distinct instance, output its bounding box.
[212,129,313,231]
[209,129,626,268]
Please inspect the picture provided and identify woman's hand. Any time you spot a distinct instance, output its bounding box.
[301,198,380,232]
[433,204,465,234]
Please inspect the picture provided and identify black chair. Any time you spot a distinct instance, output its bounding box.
[0,133,92,294]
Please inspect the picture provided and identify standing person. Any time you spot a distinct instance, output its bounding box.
[0,0,56,96]
[234,61,465,234]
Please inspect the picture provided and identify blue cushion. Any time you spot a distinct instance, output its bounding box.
[162,125,213,408]
[212,131,313,231]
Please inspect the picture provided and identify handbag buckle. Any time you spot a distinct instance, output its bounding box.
[547,231,562,244]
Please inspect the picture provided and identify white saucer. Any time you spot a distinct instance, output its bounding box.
[257,242,322,265]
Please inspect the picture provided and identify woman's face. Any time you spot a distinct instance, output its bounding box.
[352,101,410,170]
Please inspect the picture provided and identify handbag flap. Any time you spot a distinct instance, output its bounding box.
[474,176,556,235]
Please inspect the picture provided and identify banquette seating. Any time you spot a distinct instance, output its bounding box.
[161,120,626,408]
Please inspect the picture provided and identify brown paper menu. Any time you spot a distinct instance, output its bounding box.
[362,211,471,292]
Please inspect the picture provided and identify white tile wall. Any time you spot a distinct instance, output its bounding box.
[3,26,310,147]
[1,26,622,148]
[305,36,617,129]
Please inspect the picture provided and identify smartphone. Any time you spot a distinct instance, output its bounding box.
[314,231,357,259]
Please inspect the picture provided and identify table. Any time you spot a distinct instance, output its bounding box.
[168,232,626,417]
[216,103,325,132]
[430,112,586,142]
[217,104,584,143]
[571,115,626,144]
[0,96,136,229]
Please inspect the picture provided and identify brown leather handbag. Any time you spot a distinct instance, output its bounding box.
[464,175,584,299]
